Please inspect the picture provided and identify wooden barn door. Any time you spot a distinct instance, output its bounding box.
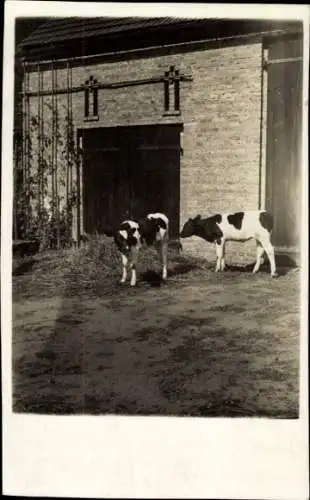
[80,124,181,238]
[81,128,130,233]
[265,36,303,251]
[129,125,181,238]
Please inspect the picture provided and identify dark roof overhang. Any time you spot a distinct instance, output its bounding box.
[16,17,303,64]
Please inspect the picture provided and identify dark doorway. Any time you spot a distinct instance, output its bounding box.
[265,36,303,249]
[80,124,182,238]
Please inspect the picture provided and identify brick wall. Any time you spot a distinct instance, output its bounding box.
[25,38,264,264]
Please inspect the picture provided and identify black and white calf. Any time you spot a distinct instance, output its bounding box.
[110,213,169,286]
[180,210,277,277]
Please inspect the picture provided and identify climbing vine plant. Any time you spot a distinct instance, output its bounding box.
[14,98,80,250]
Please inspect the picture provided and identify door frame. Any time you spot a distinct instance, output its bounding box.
[77,123,183,241]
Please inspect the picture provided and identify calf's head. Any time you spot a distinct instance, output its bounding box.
[180,215,201,238]
[114,224,138,252]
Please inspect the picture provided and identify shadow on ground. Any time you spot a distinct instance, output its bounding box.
[13,258,36,276]
[226,256,296,277]
[141,261,201,287]
[13,240,40,258]
[141,270,164,287]
[168,261,203,277]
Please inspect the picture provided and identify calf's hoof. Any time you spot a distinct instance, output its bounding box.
[271,272,279,278]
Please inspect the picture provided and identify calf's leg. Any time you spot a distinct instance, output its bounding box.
[120,253,128,283]
[215,240,224,272]
[160,238,168,280]
[220,241,226,271]
[129,246,139,286]
[258,234,278,277]
[252,241,265,274]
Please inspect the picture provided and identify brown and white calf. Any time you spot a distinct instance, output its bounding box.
[180,210,278,277]
[107,213,169,286]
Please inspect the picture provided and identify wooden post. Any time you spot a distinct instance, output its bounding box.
[21,60,27,237]
[51,62,55,225]
[26,69,31,234]
[37,64,42,218]
[76,134,82,247]
[54,66,60,250]
[66,62,70,221]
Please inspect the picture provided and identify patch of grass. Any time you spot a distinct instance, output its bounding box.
[13,236,206,301]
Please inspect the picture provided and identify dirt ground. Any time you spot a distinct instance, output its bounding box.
[12,243,300,417]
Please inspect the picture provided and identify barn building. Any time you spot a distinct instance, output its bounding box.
[15,17,303,265]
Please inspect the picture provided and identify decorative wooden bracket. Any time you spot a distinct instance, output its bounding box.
[163,65,191,115]
[84,75,99,119]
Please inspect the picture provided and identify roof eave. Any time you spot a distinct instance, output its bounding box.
[17,19,303,64]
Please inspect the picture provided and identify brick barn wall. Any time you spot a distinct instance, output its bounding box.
[25,39,264,264]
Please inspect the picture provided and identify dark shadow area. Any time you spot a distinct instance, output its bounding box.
[141,270,163,287]
[141,256,201,284]
[13,258,36,276]
[273,267,295,278]
[13,240,40,258]
[225,255,298,277]
[276,253,299,268]
[273,252,299,277]
[168,261,200,277]
[225,262,261,273]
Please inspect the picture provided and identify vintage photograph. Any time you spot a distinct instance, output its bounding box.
[12,14,304,418]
